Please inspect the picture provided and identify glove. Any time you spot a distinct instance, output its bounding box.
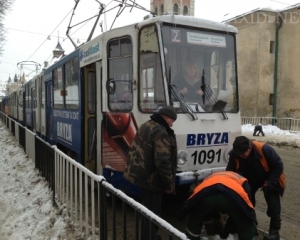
[261,181,272,192]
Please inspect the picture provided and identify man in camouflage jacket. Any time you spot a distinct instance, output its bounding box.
[124,105,178,240]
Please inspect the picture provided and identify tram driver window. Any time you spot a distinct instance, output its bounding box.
[139,25,165,112]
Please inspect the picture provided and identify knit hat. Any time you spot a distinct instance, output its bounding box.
[232,136,251,155]
[158,106,177,120]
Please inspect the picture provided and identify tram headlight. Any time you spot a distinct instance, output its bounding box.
[177,150,188,165]
[224,147,233,162]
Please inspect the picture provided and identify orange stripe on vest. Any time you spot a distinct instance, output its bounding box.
[235,141,286,189]
[189,171,254,209]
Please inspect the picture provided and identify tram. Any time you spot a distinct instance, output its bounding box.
[2,13,241,196]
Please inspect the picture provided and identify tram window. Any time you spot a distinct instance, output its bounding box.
[65,57,79,110]
[25,85,29,108]
[161,25,238,113]
[53,67,64,109]
[120,38,132,56]
[19,91,23,107]
[108,37,133,112]
[28,85,32,108]
[88,71,96,113]
[139,25,165,112]
[41,80,45,109]
[109,39,120,57]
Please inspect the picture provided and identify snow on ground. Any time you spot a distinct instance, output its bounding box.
[242,124,300,148]
[0,121,84,240]
[0,119,298,239]
[242,123,300,139]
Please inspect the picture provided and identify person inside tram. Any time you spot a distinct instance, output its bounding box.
[172,60,204,103]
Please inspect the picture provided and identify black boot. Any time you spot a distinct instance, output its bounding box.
[263,217,281,240]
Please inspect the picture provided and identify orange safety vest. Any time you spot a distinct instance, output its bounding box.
[188,171,254,209]
[235,141,286,189]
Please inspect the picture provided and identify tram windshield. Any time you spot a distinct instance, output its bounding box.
[139,24,238,114]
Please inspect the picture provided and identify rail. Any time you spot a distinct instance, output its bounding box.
[0,112,188,240]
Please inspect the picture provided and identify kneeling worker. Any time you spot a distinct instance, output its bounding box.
[179,171,257,240]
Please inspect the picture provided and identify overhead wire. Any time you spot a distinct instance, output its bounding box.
[6,28,86,40]
[44,17,92,62]
[26,7,74,61]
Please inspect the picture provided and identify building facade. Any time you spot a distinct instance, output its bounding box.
[150,0,195,16]
[227,6,300,118]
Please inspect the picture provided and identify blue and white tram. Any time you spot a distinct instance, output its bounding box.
[2,14,242,197]
[77,14,241,195]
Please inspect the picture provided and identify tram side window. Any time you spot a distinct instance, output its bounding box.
[139,25,165,112]
[41,78,45,109]
[53,67,64,109]
[107,37,133,112]
[26,85,31,108]
[19,90,23,107]
[65,57,79,109]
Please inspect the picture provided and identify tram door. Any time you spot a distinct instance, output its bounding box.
[82,63,97,173]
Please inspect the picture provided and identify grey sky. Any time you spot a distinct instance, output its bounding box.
[0,0,299,93]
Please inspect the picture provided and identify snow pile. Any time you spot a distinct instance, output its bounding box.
[242,124,300,148]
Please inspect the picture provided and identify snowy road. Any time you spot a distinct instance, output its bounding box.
[1,120,300,239]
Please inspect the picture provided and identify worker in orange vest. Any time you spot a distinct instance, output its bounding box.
[227,136,285,240]
[179,171,257,240]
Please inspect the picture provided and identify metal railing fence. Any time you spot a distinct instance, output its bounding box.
[241,116,300,133]
[0,113,189,240]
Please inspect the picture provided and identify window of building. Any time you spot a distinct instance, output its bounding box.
[155,7,158,15]
[160,4,164,15]
[270,41,275,54]
[183,6,188,15]
[269,94,274,105]
[173,3,179,15]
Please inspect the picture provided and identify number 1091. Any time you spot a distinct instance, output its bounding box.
[192,149,221,165]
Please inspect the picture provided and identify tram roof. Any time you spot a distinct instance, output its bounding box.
[136,14,238,34]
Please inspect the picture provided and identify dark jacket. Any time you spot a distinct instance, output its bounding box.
[172,73,202,102]
[179,171,256,223]
[226,141,285,196]
[124,114,177,193]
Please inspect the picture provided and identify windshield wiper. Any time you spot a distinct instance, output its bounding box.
[170,85,198,120]
[201,69,228,120]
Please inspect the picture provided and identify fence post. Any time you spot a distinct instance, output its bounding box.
[99,180,107,240]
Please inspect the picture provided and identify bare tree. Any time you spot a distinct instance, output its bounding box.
[0,0,15,57]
